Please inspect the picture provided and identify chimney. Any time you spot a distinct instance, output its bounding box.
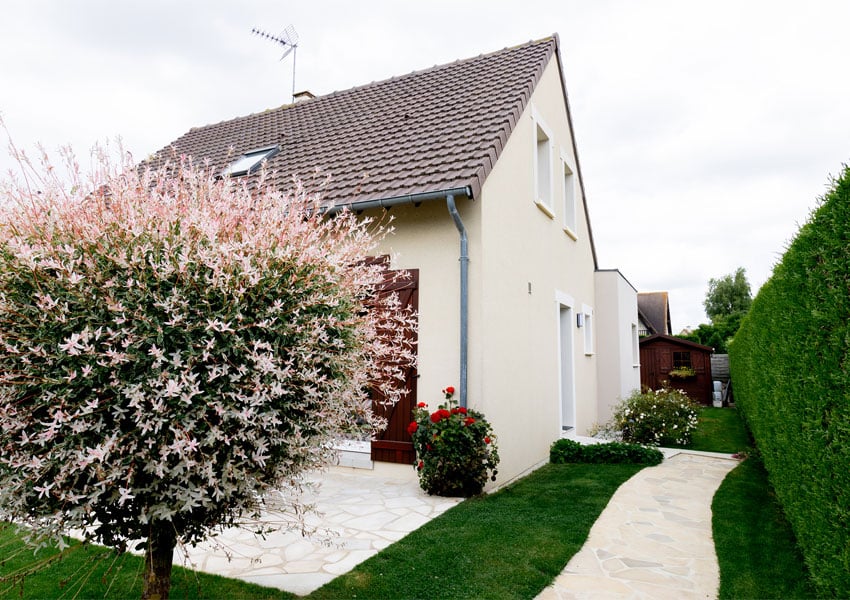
[293,90,315,103]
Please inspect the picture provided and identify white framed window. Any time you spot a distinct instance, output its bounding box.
[562,154,577,238]
[631,323,640,367]
[532,110,554,216]
[580,304,594,355]
[220,145,279,177]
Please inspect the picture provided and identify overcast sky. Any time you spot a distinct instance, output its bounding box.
[1,0,847,330]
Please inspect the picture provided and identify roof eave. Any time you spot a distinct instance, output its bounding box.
[324,185,474,215]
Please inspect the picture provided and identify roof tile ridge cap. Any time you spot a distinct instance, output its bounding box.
[313,36,558,102]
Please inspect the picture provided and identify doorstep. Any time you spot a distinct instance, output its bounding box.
[333,439,373,469]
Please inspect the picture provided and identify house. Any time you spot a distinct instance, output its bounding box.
[637,291,672,336]
[639,334,714,404]
[148,35,641,487]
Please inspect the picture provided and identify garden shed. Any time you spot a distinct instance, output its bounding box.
[639,334,714,404]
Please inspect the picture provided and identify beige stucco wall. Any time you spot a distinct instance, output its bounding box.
[366,55,612,486]
[594,270,641,424]
[369,199,474,408]
[473,57,599,484]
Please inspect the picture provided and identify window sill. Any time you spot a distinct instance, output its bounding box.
[535,199,555,219]
[563,226,578,241]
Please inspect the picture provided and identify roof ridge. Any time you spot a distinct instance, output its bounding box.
[316,36,557,104]
[183,36,557,134]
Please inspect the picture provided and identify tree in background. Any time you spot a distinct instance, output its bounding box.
[0,146,415,599]
[704,267,753,322]
[682,267,752,353]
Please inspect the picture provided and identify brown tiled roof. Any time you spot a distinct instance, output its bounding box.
[638,292,673,336]
[147,36,559,207]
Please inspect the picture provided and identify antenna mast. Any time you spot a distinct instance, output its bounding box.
[252,25,299,102]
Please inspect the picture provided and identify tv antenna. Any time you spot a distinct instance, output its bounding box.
[252,25,299,102]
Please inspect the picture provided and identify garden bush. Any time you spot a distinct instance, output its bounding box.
[729,165,850,597]
[611,386,700,446]
[550,439,663,465]
[0,148,415,599]
[408,387,499,497]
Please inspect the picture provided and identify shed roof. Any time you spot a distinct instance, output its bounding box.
[639,334,714,352]
[147,36,560,209]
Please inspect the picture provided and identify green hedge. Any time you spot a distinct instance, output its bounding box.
[550,439,663,465]
[729,166,850,597]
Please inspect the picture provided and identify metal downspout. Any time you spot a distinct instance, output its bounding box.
[446,194,469,408]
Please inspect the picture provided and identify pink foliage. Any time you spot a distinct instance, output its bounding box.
[0,145,416,553]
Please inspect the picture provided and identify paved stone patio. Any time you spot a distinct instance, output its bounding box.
[174,461,460,596]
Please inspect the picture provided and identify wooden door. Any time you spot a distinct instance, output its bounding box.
[370,268,419,464]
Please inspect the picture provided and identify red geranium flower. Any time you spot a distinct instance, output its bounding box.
[464,417,476,426]
[443,386,455,395]
[407,421,418,435]
[430,409,451,423]
[457,406,467,414]
[417,402,427,408]
[484,436,491,444]
[417,460,424,470]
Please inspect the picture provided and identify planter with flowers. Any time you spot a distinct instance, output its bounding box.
[668,366,696,379]
[407,386,499,497]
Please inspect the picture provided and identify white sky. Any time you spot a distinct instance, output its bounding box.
[2,0,848,330]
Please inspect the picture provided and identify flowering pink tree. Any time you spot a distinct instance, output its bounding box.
[0,147,415,599]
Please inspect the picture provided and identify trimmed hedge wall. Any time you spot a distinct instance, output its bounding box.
[550,439,663,465]
[729,166,850,597]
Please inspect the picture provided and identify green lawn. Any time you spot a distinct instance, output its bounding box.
[0,524,294,600]
[698,406,817,598]
[712,456,817,599]
[2,463,642,599]
[307,463,643,600]
[687,406,751,453]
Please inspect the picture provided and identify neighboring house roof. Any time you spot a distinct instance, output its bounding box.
[148,36,561,209]
[637,292,672,336]
[639,334,714,352]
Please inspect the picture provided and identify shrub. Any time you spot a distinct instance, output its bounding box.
[730,165,850,597]
[409,387,499,497]
[550,439,663,465]
[0,147,416,599]
[612,386,699,446]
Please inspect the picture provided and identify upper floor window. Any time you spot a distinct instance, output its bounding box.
[221,145,279,178]
[534,120,554,214]
[562,158,577,236]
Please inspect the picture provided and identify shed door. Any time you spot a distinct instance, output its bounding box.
[371,268,419,464]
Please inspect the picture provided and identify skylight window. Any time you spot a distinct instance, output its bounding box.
[220,145,279,177]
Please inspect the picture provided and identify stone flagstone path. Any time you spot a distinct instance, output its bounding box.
[537,450,739,600]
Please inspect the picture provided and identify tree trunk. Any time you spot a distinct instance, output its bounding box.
[141,520,176,600]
